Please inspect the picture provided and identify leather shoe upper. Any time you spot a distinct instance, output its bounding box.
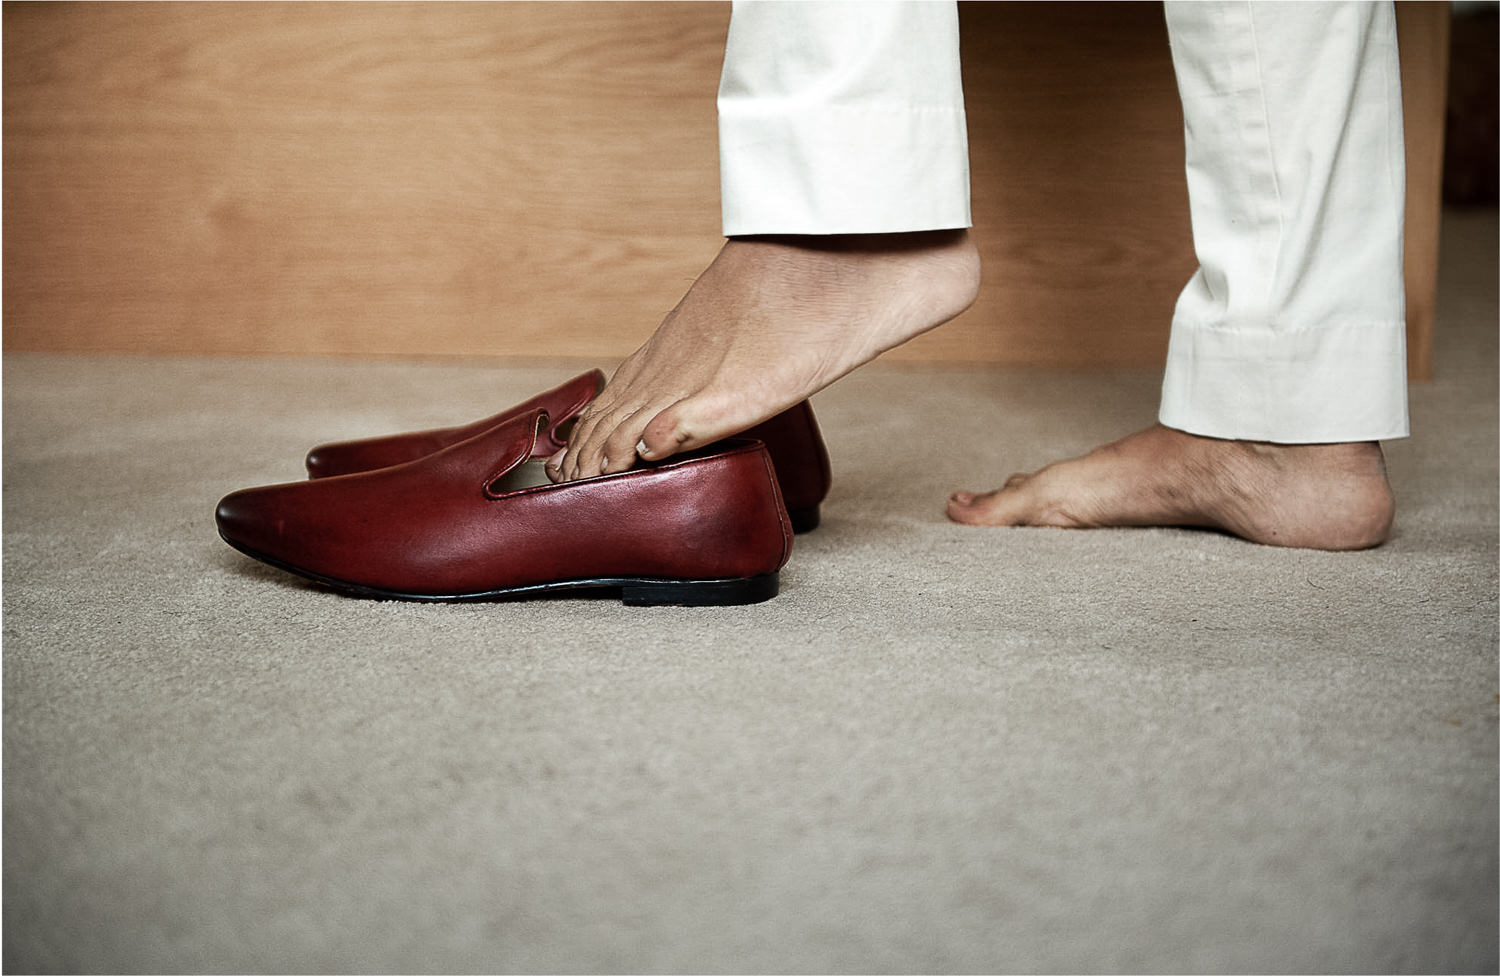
[303,370,832,518]
[304,370,605,479]
[220,410,794,598]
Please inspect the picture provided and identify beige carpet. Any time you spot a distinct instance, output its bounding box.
[5,211,1497,973]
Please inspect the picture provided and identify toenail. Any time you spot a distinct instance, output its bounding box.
[636,440,655,459]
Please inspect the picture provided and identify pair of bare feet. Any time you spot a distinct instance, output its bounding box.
[547,231,1395,551]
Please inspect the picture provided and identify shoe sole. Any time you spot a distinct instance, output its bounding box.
[220,534,780,606]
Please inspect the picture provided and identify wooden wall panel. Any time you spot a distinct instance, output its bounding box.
[3,1,1442,374]
[4,2,729,361]
[1396,0,1451,383]
[956,2,1193,368]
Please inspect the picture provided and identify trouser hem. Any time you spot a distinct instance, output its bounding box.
[719,105,972,236]
[1158,317,1410,443]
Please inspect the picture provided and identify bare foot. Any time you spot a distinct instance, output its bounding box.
[552,230,980,481]
[946,424,1396,550]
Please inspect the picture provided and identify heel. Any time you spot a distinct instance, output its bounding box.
[787,506,820,534]
[620,573,779,607]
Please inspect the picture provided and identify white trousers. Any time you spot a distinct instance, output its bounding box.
[717,1,1409,443]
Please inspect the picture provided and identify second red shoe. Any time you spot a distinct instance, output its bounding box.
[304,370,833,532]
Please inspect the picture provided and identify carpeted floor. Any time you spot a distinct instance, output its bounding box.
[5,210,1497,974]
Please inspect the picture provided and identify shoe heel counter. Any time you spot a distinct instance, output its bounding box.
[752,444,795,572]
[746,401,833,513]
[655,444,792,579]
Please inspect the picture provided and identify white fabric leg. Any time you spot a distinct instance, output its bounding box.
[717,0,971,236]
[1159,1,1409,443]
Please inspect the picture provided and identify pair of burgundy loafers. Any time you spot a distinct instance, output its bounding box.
[215,370,832,606]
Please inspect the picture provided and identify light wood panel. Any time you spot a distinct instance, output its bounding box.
[4,2,730,360]
[1396,0,1451,383]
[957,2,1193,368]
[3,1,1444,375]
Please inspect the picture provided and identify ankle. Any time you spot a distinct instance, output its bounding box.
[1218,436,1396,549]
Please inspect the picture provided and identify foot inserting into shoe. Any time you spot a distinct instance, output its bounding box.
[550,230,981,482]
[946,423,1397,551]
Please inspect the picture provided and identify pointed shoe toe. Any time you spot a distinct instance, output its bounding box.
[220,411,793,606]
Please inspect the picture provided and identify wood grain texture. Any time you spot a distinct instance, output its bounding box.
[5,2,729,360]
[4,1,1443,373]
[954,2,1194,368]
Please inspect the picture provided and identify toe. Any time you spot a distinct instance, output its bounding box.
[946,486,1027,527]
[637,401,700,461]
[555,416,593,481]
[559,405,621,480]
[948,474,1029,517]
[599,408,652,474]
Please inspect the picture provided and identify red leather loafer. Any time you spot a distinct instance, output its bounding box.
[218,410,793,606]
[304,370,832,533]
